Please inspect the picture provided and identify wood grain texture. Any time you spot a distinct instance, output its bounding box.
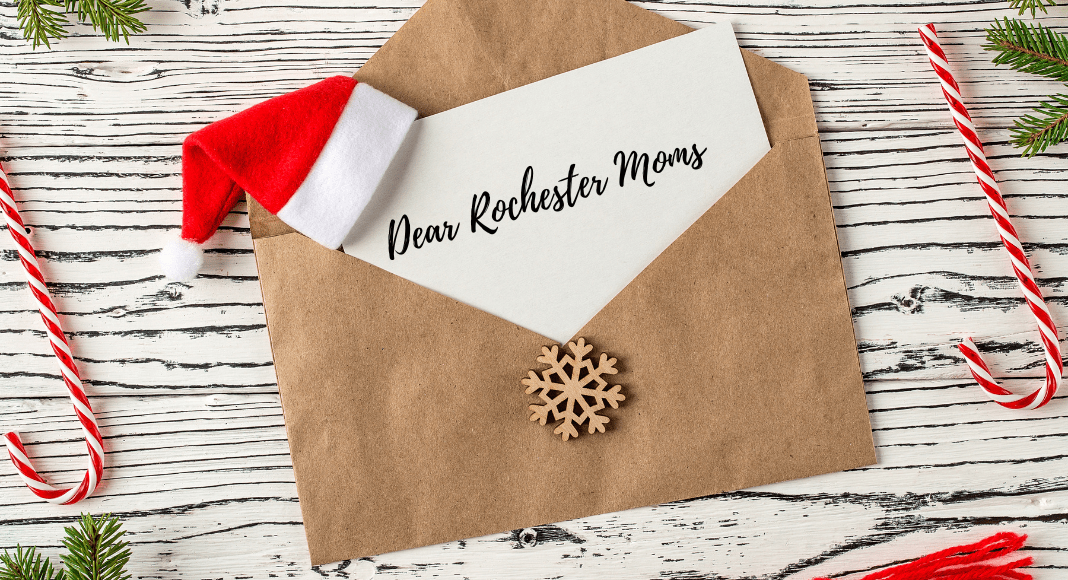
[1,0,1067,577]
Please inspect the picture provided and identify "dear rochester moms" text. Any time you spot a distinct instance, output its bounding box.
[386,143,708,260]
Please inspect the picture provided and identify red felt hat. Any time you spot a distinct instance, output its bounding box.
[161,76,416,281]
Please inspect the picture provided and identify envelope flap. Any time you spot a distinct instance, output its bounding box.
[354,0,690,117]
[249,0,815,240]
[738,50,818,145]
[355,0,813,147]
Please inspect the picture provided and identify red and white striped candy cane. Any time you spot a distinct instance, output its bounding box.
[0,161,104,503]
[919,23,1062,410]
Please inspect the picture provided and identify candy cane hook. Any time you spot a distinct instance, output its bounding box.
[919,24,1062,410]
[0,161,104,503]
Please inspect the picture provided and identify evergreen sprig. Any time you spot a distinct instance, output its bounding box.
[0,547,64,580]
[1008,0,1057,17]
[59,515,131,580]
[16,0,68,49]
[985,15,1068,155]
[15,0,147,49]
[0,515,130,580]
[65,0,148,43]
[1010,92,1068,156]
[986,17,1068,82]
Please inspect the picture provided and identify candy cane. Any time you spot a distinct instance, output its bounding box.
[0,161,104,503]
[919,24,1062,410]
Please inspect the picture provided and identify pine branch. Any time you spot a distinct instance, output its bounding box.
[59,515,130,580]
[15,0,69,49]
[1010,92,1068,156]
[985,17,1068,82]
[64,0,148,43]
[0,547,64,580]
[1007,0,1057,17]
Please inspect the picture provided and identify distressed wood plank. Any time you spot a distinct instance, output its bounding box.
[2,0,1068,578]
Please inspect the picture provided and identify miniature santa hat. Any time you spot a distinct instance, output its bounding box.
[161,76,417,281]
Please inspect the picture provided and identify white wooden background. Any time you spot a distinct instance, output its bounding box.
[2,0,1067,578]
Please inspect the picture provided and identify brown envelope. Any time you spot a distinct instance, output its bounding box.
[248,0,875,565]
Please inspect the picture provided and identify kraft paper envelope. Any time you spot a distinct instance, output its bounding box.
[248,0,875,565]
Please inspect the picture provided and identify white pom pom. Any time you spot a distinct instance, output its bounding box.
[161,237,204,282]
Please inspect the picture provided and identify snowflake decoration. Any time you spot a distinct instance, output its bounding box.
[522,338,625,441]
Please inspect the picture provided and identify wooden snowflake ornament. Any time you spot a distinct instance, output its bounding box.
[523,338,625,441]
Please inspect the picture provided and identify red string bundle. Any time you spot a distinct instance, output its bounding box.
[814,532,1032,580]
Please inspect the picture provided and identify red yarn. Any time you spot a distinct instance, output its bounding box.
[814,532,1032,580]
